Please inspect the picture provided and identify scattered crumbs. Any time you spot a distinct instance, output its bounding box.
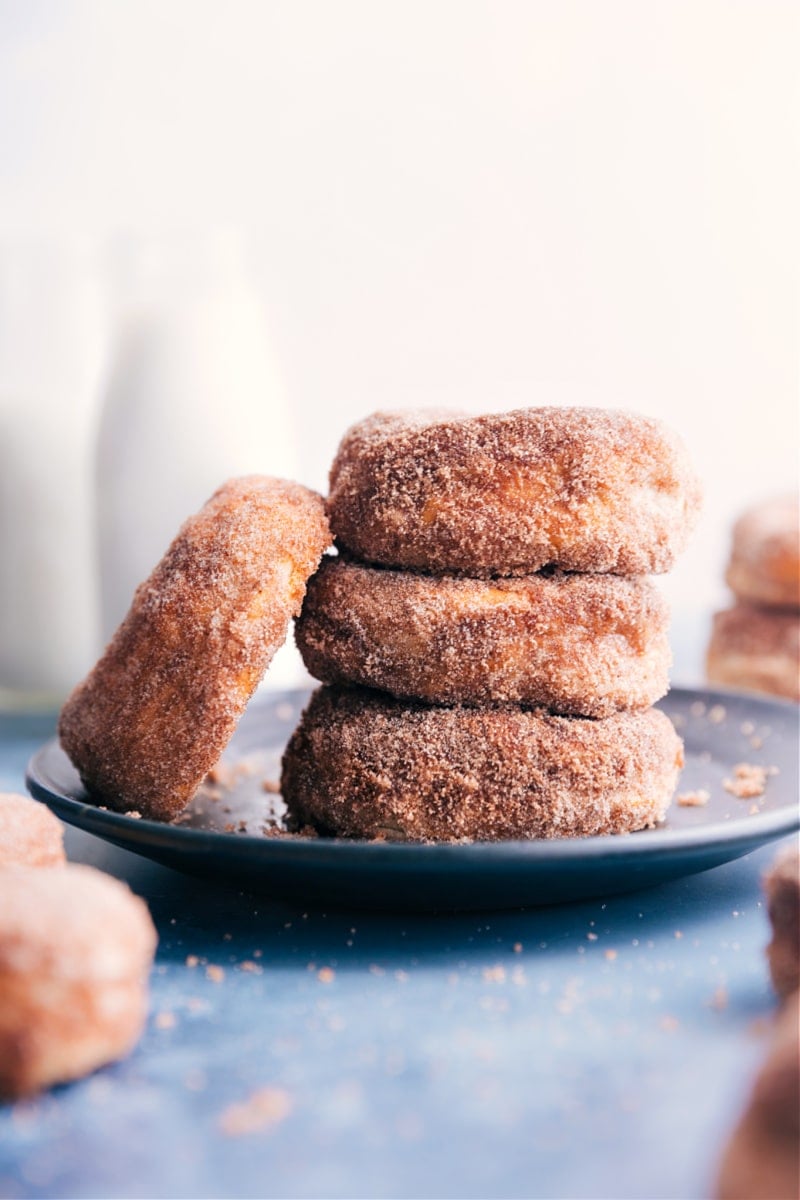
[206,965,225,984]
[740,721,755,736]
[723,763,777,800]
[677,789,710,808]
[240,961,263,975]
[218,1087,292,1137]
[586,932,598,942]
[604,949,617,962]
[512,942,523,954]
[708,987,728,1012]
[369,964,385,977]
[659,1015,680,1033]
[317,967,336,984]
[155,1011,176,1030]
[262,779,280,794]
[690,701,706,718]
[708,704,726,725]
[482,965,506,983]
[395,970,409,984]
[186,955,199,969]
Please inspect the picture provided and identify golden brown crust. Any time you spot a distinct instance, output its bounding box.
[726,496,800,609]
[328,408,701,575]
[0,864,157,1098]
[296,557,671,716]
[706,604,800,702]
[0,793,65,868]
[716,994,799,1200]
[280,686,684,842]
[58,476,331,821]
[764,845,800,1000]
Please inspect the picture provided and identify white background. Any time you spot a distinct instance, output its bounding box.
[0,0,797,680]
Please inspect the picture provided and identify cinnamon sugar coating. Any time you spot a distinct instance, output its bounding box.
[726,495,800,609]
[0,793,65,868]
[296,557,671,716]
[0,864,157,1098]
[706,604,799,701]
[328,408,701,576]
[764,844,800,1000]
[281,686,684,842]
[59,477,331,821]
[716,994,799,1200]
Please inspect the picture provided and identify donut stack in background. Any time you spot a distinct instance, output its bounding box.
[283,408,702,842]
[707,496,800,702]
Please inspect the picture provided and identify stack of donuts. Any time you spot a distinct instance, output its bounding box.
[707,496,799,702]
[283,407,701,842]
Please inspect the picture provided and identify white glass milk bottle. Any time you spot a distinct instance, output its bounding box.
[0,238,106,709]
[97,230,300,682]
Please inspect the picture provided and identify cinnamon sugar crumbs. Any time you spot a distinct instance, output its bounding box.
[723,763,778,800]
[317,967,335,984]
[218,1088,292,1136]
[604,949,618,961]
[262,779,280,794]
[677,789,710,808]
[206,965,225,983]
[186,955,199,968]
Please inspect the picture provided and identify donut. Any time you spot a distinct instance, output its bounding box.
[716,993,799,1200]
[726,495,800,609]
[296,557,671,717]
[764,844,799,1000]
[0,793,65,868]
[327,408,701,576]
[280,686,684,842]
[0,864,157,1098]
[59,476,331,821]
[706,604,799,702]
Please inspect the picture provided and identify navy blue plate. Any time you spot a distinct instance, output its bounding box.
[26,686,798,911]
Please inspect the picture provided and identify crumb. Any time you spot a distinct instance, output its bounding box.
[674,931,683,939]
[155,1011,176,1030]
[262,779,280,794]
[125,810,142,819]
[317,967,335,984]
[240,961,262,974]
[482,966,506,983]
[677,789,710,808]
[218,1088,292,1136]
[186,955,199,968]
[206,965,225,984]
[587,932,598,941]
[690,701,706,718]
[604,949,618,961]
[512,942,523,954]
[749,803,761,815]
[740,721,755,736]
[723,763,776,800]
[708,705,726,724]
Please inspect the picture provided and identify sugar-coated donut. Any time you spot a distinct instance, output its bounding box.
[281,686,684,842]
[296,557,671,716]
[764,844,800,1000]
[706,604,799,702]
[59,477,331,821]
[726,495,800,609]
[0,793,65,868]
[328,408,701,576]
[0,864,157,1098]
[716,993,799,1200]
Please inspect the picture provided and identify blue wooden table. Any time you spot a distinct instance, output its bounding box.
[0,707,792,1200]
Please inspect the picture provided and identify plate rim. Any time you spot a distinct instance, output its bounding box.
[25,684,800,865]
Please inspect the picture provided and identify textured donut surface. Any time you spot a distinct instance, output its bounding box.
[0,793,65,868]
[296,557,671,716]
[59,476,331,821]
[706,604,799,701]
[328,408,701,575]
[0,864,156,1098]
[726,495,800,609]
[281,686,684,842]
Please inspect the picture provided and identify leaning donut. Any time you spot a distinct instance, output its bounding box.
[281,686,684,842]
[328,408,701,576]
[296,557,671,717]
[725,495,800,609]
[0,864,156,1098]
[706,604,799,702]
[59,476,330,821]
